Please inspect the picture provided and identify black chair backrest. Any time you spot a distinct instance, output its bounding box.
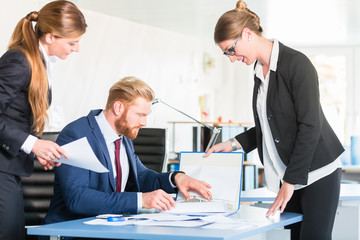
[133,128,167,173]
[22,132,59,227]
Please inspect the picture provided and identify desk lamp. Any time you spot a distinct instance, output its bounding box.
[152,98,221,151]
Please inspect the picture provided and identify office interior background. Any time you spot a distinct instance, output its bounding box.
[1,0,359,159]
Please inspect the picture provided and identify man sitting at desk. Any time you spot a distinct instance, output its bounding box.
[43,76,212,225]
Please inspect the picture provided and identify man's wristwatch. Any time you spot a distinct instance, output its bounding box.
[171,171,185,185]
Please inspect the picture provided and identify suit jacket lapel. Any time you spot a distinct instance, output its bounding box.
[87,110,116,192]
[252,76,261,118]
[266,70,276,106]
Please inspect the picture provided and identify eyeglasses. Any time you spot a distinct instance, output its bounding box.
[223,32,242,57]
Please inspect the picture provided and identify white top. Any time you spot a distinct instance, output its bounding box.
[20,43,56,154]
[254,39,342,192]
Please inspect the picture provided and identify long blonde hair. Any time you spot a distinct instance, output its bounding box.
[8,0,87,135]
[214,0,263,43]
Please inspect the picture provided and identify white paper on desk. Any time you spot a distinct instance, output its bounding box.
[84,218,209,228]
[129,213,200,221]
[165,201,228,214]
[84,218,135,226]
[84,213,207,227]
[201,215,257,230]
[134,219,209,227]
[83,213,256,229]
[54,137,109,173]
[177,152,243,211]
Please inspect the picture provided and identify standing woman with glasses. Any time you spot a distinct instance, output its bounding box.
[0,1,87,239]
[204,1,343,239]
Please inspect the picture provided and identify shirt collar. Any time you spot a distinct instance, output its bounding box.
[39,42,57,69]
[254,39,279,79]
[269,39,279,72]
[96,111,122,145]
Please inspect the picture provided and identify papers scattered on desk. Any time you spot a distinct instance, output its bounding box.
[85,213,209,227]
[54,137,109,173]
[84,212,257,229]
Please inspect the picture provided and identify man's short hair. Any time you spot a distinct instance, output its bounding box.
[105,76,155,110]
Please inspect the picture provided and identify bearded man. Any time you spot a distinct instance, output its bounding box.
[43,76,211,228]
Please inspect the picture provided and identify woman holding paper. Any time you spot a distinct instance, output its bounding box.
[0,1,86,239]
[204,1,343,239]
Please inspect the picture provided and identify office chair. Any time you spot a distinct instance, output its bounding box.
[22,132,59,229]
[133,128,168,173]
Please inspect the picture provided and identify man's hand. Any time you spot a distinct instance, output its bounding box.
[142,189,176,211]
[174,173,212,201]
[266,181,295,216]
[32,139,69,170]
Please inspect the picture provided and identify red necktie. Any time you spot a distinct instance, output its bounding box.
[114,139,122,193]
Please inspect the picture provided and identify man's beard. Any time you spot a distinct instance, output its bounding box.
[114,112,141,139]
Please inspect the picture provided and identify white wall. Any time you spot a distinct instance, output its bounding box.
[2,0,359,150]
[0,1,253,151]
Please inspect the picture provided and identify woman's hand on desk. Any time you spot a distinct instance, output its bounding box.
[174,173,212,201]
[266,181,295,217]
[32,139,69,170]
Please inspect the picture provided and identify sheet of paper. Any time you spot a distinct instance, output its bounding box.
[164,201,228,214]
[84,213,205,227]
[134,220,209,227]
[128,213,199,221]
[84,218,137,226]
[84,218,209,227]
[177,152,243,211]
[201,215,257,230]
[54,137,109,173]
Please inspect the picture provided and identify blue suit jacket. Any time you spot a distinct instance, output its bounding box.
[43,110,176,224]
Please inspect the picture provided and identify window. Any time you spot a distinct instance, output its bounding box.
[301,47,355,145]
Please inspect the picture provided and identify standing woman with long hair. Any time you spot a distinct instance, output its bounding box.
[0,1,87,239]
[205,1,343,239]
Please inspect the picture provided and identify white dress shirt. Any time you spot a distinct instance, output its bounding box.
[95,111,142,211]
[254,39,342,192]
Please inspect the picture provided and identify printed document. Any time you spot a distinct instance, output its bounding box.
[54,137,109,173]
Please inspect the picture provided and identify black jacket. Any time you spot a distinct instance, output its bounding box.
[0,50,34,176]
[235,42,344,185]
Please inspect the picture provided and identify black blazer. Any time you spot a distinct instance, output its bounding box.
[235,42,344,185]
[0,50,34,176]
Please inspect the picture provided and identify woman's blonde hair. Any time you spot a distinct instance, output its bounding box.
[106,76,155,110]
[214,0,263,43]
[8,0,87,135]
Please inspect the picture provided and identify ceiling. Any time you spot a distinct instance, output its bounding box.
[76,0,359,46]
[76,0,267,43]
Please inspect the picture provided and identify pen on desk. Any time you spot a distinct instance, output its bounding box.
[107,216,127,222]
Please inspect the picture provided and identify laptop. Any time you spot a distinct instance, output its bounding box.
[167,151,244,215]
